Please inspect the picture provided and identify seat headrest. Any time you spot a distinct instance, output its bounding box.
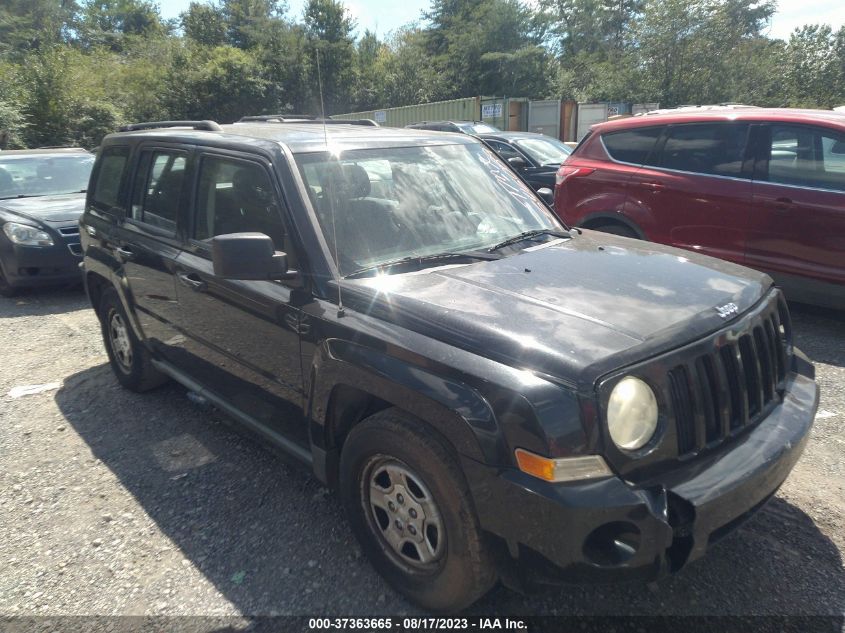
[232,167,271,206]
[343,164,370,198]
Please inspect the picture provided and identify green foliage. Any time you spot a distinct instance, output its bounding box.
[162,45,273,122]
[0,0,843,148]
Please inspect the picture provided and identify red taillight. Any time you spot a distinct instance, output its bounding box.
[555,165,595,186]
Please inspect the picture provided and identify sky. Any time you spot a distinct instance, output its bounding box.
[157,0,844,41]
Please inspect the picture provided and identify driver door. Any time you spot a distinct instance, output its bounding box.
[172,151,308,446]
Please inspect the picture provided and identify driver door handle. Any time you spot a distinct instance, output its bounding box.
[114,246,135,261]
[641,182,665,192]
[177,272,208,292]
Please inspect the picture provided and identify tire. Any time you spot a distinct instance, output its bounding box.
[98,287,167,392]
[0,265,19,298]
[339,409,496,613]
[592,223,639,239]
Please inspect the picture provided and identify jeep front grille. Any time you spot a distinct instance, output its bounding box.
[669,296,791,457]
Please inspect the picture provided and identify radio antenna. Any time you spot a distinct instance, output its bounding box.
[316,47,345,318]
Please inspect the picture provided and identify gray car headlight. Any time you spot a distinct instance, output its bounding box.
[607,376,659,450]
[3,222,54,246]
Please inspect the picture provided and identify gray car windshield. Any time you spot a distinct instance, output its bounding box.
[514,137,572,166]
[295,143,561,276]
[0,154,94,199]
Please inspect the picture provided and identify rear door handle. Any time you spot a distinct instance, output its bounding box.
[641,182,665,192]
[114,246,135,261]
[177,272,208,292]
[774,197,793,213]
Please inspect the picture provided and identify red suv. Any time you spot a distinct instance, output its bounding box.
[555,108,845,309]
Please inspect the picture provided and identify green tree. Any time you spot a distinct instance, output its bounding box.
[0,0,79,55]
[162,45,272,122]
[221,0,287,49]
[181,2,228,47]
[304,0,356,114]
[781,25,845,108]
[80,0,168,51]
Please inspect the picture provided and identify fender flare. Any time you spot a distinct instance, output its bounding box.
[307,339,505,484]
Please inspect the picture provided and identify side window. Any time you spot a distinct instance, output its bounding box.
[486,140,522,161]
[90,146,129,213]
[602,126,662,164]
[766,125,845,192]
[130,150,187,234]
[193,155,288,252]
[658,123,749,177]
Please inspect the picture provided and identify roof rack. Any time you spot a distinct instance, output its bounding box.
[120,120,223,132]
[238,114,319,122]
[236,115,379,127]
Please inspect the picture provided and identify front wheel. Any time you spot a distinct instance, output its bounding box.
[0,265,19,297]
[339,409,496,613]
[99,288,167,392]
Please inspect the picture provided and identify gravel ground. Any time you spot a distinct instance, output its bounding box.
[0,287,843,620]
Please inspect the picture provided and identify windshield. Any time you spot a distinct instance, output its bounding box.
[514,137,572,166]
[0,154,94,199]
[295,143,561,276]
[458,123,500,135]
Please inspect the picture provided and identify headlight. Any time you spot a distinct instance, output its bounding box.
[607,376,659,450]
[3,222,54,246]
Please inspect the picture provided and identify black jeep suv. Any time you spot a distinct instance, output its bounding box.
[80,119,819,612]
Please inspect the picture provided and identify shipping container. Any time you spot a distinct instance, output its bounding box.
[332,97,480,128]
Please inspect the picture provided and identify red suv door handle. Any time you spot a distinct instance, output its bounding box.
[641,182,665,192]
[773,197,793,213]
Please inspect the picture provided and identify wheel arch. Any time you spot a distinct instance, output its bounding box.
[578,212,647,239]
[307,340,499,488]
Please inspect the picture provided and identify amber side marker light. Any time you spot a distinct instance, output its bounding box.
[515,448,613,483]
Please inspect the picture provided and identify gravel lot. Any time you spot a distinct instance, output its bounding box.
[1,287,843,621]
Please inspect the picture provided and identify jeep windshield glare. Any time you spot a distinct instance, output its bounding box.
[295,143,563,276]
[0,154,94,199]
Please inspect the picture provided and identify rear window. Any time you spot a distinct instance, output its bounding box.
[657,123,750,178]
[602,127,662,164]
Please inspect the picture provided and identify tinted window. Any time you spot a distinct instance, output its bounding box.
[91,147,129,212]
[602,127,662,164]
[766,125,845,192]
[658,123,749,177]
[485,140,523,161]
[193,155,287,250]
[130,150,186,234]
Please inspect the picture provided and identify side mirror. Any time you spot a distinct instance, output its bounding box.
[211,232,297,281]
[536,187,554,205]
[508,156,528,169]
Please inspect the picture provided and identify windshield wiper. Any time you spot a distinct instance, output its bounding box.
[0,194,42,200]
[346,250,500,279]
[487,229,569,252]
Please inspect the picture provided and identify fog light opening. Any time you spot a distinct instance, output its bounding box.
[583,521,641,567]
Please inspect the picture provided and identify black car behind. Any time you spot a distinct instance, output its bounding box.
[479,131,572,190]
[0,148,94,296]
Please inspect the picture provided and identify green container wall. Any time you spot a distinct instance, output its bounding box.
[332,97,480,127]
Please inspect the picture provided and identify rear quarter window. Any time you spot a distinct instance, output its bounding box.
[90,146,129,214]
[602,127,663,164]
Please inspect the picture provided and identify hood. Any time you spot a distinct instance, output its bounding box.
[0,193,86,224]
[345,231,771,389]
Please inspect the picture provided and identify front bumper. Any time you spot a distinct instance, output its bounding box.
[0,236,83,289]
[464,367,818,583]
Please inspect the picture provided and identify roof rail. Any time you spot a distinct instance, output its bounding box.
[238,114,319,122]
[236,115,379,127]
[120,120,223,132]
